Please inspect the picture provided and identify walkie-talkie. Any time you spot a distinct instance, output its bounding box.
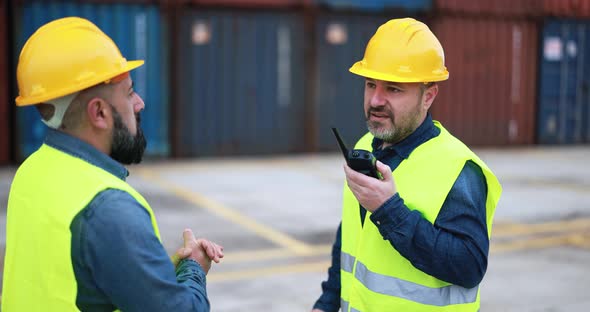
[332,127,381,179]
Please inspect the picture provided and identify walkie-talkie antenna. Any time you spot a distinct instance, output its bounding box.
[331,127,349,160]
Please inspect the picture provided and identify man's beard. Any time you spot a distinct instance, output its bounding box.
[110,106,147,165]
[366,105,422,144]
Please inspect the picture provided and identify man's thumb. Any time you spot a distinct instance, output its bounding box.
[376,161,391,180]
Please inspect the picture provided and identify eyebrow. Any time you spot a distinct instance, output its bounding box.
[366,78,403,88]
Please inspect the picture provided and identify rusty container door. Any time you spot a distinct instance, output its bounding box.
[431,16,538,146]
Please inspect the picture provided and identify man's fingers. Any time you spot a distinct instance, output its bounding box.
[198,239,217,262]
[183,228,195,245]
[376,161,391,181]
[171,247,192,266]
[344,164,364,186]
[214,243,224,258]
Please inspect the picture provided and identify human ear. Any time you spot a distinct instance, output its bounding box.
[86,98,111,130]
[422,84,438,111]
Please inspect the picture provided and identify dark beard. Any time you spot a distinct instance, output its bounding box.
[110,107,147,165]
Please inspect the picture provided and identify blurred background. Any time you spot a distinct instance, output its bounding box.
[1,0,590,311]
[1,0,590,163]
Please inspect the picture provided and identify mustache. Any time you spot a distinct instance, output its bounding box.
[366,107,393,119]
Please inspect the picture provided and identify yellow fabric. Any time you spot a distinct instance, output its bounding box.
[349,18,449,83]
[16,17,143,106]
[340,121,501,311]
[2,144,160,311]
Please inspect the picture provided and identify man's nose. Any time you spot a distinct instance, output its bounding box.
[134,94,145,112]
[369,85,387,107]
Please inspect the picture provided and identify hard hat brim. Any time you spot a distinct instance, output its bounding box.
[349,62,449,83]
[16,60,145,106]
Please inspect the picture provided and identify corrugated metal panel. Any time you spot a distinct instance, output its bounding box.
[174,10,306,157]
[431,16,538,146]
[542,0,590,18]
[0,0,10,164]
[315,0,432,12]
[435,0,541,17]
[189,0,308,8]
[13,0,169,160]
[315,14,390,150]
[538,20,590,144]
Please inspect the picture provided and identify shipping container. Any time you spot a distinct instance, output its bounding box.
[187,0,308,8]
[315,14,390,150]
[0,0,10,165]
[538,19,590,144]
[542,0,590,19]
[314,0,431,12]
[13,0,169,160]
[435,0,541,17]
[174,10,306,157]
[431,16,538,146]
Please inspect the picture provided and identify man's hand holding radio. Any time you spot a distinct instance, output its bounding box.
[344,160,397,213]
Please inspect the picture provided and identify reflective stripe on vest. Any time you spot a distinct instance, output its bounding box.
[342,251,478,306]
[341,299,361,312]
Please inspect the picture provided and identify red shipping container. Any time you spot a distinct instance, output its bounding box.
[435,0,542,17]
[0,0,10,164]
[542,0,590,18]
[430,16,538,146]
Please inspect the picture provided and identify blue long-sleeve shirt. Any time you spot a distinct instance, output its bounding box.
[314,114,488,312]
[44,129,210,311]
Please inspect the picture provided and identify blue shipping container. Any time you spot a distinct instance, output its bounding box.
[316,14,390,150]
[314,0,432,12]
[175,10,306,157]
[14,0,169,160]
[538,19,590,144]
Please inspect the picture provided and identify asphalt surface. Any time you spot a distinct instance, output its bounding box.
[1,146,589,311]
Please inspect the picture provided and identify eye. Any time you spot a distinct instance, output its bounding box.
[387,86,401,93]
[366,81,376,89]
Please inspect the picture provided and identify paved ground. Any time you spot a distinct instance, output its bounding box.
[1,146,589,311]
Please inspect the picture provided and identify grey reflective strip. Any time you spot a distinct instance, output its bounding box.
[354,261,479,306]
[341,299,349,312]
[340,299,360,312]
[341,251,355,273]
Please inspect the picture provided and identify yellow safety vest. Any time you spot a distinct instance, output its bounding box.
[340,121,502,312]
[2,144,161,311]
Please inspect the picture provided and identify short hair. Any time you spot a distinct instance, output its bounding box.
[35,83,113,130]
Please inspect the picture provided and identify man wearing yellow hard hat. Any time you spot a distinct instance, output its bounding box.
[2,17,223,311]
[312,18,502,312]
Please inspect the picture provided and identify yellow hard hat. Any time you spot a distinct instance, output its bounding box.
[349,18,449,83]
[15,17,144,106]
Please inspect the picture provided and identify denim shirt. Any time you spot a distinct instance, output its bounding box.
[313,114,489,312]
[44,129,210,312]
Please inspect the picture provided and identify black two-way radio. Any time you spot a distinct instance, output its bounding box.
[331,127,381,179]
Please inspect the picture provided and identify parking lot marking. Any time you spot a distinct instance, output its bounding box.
[137,169,314,255]
[209,260,331,283]
[222,245,332,264]
[493,218,590,237]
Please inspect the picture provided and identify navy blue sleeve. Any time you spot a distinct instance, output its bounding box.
[313,223,341,312]
[369,160,488,288]
[70,189,210,312]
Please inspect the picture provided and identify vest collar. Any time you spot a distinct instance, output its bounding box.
[44,128,129,180]
[371,113,440,159]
